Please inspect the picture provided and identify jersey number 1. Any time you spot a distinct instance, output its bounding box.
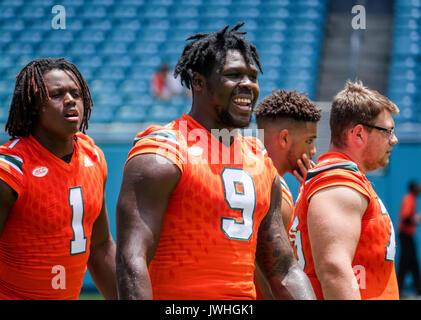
[69,187,87,255]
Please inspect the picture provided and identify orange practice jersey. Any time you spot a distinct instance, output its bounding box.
[291,152,398,300]
[0,133,107,299]
[127,113,277,300]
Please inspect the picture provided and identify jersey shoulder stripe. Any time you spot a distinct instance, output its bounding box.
[305,161,359,184]
[0,154,23,175]
[134,129,179,146]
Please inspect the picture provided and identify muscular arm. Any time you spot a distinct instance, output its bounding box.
[115,154,181,300]
[280,198,292,231]
[256,175,315,300]
[307,186,368,299]
[87,179,117,300]
[0,179,17,238]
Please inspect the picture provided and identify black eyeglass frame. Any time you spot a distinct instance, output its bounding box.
[360,123,395,138]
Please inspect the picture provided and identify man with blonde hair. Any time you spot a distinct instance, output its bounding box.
[291,80,400,299]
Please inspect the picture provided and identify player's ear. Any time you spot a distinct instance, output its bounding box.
[191,72,204,91]
[351,124,365,146]
[278,129,289,148]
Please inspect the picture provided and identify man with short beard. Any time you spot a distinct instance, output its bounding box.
[115,23,315,300]
[292,81,399,300]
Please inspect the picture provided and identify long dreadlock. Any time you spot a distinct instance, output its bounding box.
[6,57,93,139]
[174,22,263,90]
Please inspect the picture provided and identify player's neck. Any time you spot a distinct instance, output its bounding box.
[328,144,366,174]
[188,109,237,146]
[31,131,75,159]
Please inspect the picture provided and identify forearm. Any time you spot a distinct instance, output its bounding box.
[269,265,315,300]
[116,253,152,300]
[87,238,118,300]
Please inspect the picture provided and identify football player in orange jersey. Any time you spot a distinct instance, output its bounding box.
[253,90,321,299]
[255,90,321,230]
[116,23,315,300]
[0,58,117,299]
[292,81,400,299]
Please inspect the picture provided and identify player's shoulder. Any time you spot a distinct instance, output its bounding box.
[75,132,99,149]
[0,138,25,174]
[305,155,361,184]
[75,132,106,166]
[243,135,267,156]
[132,121,181,147]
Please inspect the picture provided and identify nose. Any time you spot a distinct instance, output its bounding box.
[390,132,398,145]
[310,145,317,157]
[64,92,76,105]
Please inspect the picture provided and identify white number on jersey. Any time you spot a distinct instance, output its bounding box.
[291,215,306,269]
[378,198,396,261]
[69,187,87,255]
[386,220,396,261]
[221,168,256,241]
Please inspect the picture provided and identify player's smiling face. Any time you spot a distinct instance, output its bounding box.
[206,49,259,129]
[34,69,84,140]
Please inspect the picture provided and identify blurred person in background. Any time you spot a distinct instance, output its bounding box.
[397,180,421,297]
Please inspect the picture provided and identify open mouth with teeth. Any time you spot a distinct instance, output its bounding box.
[232,97,253,110]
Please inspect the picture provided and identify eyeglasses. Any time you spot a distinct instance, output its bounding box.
[360,123,395,139]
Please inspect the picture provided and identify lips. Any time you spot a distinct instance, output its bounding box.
[64,109,80,122]
[232,94,254,111]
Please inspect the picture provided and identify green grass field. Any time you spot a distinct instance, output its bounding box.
[79,292,104,300]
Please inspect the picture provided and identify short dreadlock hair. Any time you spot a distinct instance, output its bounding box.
[254,89,321,125]
[6,57,93,138]
[174,22,263,89]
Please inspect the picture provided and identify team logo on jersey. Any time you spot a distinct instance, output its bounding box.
[84,156,94,167]
[32,166,48,177]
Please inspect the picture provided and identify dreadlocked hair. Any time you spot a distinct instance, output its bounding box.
[174,22,263,89]
[255,89,321,123]
[6,57,93,138]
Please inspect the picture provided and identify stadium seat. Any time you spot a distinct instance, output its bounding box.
[0,0,328,128]
[115,105,148,123]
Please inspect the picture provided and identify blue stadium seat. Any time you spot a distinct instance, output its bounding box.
[78,30,106,43]
[0,18,24,31]
[115,105,149,123]
[110,5,140,18]
[113,18,142,31]
[149,104,181,123]
[120,80,149,94]
[201,6,230,18]
[106,55,133,67]
[89,80,117,93]
[69,42,97,55]
[0,106,10,123]
[37,42,66,56]
[5,43,34,55]
[171,19,200,30]
[143,5,169,18]
[101,42,129,55]
[131,42,159,54]
[82,5,108,18]
[171,5,199,18]
[46,30,75,43]
[96,66,126,81]
[228,6,260,18]
[90,105,116,123]
[108,29,137,42]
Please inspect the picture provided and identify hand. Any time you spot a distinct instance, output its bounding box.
[292,153,315,184]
